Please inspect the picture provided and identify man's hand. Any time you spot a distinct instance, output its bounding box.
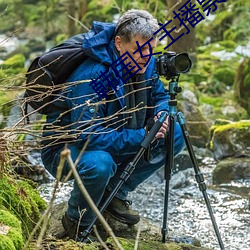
[154,111,169,139]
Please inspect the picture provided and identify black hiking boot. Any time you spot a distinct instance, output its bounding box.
[104,195,140,225]
[61,213,97,243]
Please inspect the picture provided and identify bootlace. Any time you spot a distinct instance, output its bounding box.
[123,200,132,209]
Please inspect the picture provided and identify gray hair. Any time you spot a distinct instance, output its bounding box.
[115,9,158,43]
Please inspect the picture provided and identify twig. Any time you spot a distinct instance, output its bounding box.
[61,148,124,250]
[134,218,142,250]
[93,225,110,250]
[68,14,90,31]
[22,154,65,249]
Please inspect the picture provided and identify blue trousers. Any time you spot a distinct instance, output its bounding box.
[41,123,185,226]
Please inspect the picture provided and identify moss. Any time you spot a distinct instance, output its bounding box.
[209,120,250,151]
[213,120,250,133]
[0,209,21,229]
[0,175,46,239]
[199,91,249,122]
[199,95,224,107]
[0,209,24,249]
[217,40,237,51]
[0,235,16,250]
[213,67,235,86]
[106,237,208,250]
[7,228,24,249]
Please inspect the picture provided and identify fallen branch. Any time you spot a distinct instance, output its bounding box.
[62,148,124,250]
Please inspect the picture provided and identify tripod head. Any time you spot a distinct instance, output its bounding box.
[168,76,182,100]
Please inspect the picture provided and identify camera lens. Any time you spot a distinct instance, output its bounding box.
[174,53,192,73]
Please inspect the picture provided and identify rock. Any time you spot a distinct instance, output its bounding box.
[170,168,193,189]
[213,157,250,184]
[179,100,211,148]
[44,202,211,250]
[181,89,199,105]
[209,120,250,160]
[221,105,237,116]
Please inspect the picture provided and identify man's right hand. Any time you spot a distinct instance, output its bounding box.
[154,112,169,139]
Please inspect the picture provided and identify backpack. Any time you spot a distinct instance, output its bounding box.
[24,34,86,115]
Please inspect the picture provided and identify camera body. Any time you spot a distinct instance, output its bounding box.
[156,51,192,79]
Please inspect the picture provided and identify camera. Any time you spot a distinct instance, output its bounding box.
[156,51,192,79]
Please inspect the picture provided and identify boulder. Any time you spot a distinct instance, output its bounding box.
[213,157,250,184]
[179,100,211,148]
[43,202,211,250]
[209,120,250,160]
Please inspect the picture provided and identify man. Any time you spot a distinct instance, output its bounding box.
[41,9,185,241]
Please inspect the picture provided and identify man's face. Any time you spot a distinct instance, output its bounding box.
[115,35,157,74]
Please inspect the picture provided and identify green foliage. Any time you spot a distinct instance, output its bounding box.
[213,67,235,86]
[1,54,25,69]
[0,54,26,86]
[197,0,250,45]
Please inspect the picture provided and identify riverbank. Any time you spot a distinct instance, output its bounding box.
[38,155,250,250]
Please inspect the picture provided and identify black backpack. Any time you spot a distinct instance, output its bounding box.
[24,34,86,115]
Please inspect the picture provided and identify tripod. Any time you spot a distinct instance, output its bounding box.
[82,77,225,250]
[81,110,168,241]
[162,77,225,249]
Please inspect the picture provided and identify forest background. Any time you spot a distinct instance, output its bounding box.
[0,0,250,125]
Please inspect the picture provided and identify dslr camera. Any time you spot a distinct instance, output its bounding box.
[156,51,192,79]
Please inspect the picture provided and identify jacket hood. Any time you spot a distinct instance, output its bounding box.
[82,21,116,65]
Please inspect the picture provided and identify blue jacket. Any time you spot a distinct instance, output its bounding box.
[44,21,170,156]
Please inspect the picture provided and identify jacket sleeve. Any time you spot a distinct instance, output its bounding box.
[65,61,146,156]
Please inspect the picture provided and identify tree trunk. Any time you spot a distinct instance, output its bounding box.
[166,0,196,62]
[78,0,88,20]
[67,0,77,36]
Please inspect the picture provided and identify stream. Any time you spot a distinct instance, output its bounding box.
[38,155,250,250]
[2,33,249,249]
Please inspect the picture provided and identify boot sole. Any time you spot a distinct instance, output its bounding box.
[105,210,140,225]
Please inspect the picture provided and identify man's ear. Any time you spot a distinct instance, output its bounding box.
[115,36,122,51]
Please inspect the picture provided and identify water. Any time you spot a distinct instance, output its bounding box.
[38,157,250,250]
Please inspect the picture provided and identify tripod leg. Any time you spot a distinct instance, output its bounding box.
[81,112,168,240]
[162,114,175,243]
[177,112,225,250]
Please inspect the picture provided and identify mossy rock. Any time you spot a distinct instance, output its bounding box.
[199,92,249,122]
[0,175,47,239]
[0,209,24,250]
[213,157,250,184]
[106,237,210,250]
[209,120,250,160]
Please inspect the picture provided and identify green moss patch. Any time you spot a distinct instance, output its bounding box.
[0,175,46,239]
[0,209,23,250]
[209,120,250,157]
